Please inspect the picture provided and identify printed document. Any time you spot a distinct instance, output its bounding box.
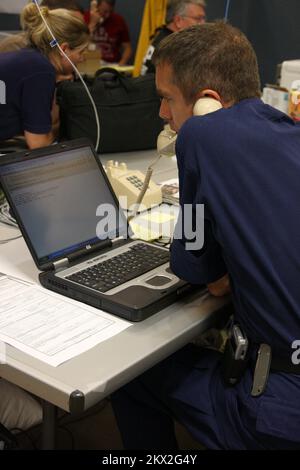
[0,275,131,366]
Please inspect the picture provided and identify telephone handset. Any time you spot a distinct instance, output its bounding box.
[105,160,162,211]
[157,125,177,158]
[192,96,223,116]
[157,97,223,157]
[106,98,222,214]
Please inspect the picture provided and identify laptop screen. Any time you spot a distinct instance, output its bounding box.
[0,145,128,264]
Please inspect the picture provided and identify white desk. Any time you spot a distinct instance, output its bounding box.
[0,149,231,448]
[99,148,179,182]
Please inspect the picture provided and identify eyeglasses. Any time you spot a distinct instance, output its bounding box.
[182,15,206,24]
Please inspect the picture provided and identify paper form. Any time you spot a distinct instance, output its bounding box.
[0,275,131,366]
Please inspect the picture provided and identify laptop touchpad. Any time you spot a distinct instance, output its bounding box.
[145,276,172,286]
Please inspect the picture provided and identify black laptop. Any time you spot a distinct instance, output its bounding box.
[0,138,196,321]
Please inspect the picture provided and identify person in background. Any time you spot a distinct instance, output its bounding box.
[0,1,86,55]
[0,3,89,149]
[86,0,132,65]
[141,0,206,75]
[40,0,85,21]
[111,22,300,449]
[0,33,28,53]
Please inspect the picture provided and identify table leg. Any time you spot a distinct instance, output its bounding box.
[41,400,57,450]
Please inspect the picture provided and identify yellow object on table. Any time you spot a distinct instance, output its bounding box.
[133,0,167,77]
[289,84,300,121]
[77,50,134,77]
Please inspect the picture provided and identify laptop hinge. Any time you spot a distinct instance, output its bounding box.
[53,258,69,270]
[112,236,125,245]
[68,239,112,262]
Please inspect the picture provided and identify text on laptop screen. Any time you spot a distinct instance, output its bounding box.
[0,146,128,262]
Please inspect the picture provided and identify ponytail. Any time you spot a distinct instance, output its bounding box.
[21,3,89,59]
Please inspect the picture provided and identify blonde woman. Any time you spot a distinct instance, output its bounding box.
[0,33,29,53]
[0,3,89,149]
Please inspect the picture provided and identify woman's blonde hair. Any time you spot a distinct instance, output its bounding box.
[0,33,29,53]
[20,3,89,70]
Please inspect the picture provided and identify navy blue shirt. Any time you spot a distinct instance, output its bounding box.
[0,48,56,140]
[171,98,300,357]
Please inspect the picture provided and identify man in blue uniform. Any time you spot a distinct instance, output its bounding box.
[111,22,300,449]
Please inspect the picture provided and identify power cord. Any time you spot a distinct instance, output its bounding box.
[0,423,18,450]
[0,202,18,227]
[9,427,37,450]
[127,153,162,222]
[57,425,75,450]
[224,0,231,22]
[0,202,22,244]
[58,398,109,427]
[127,126,177,222]
[0,235,22,245]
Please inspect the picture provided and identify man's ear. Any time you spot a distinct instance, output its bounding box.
[192,89,223,116]
[172,14,184,31]
[196,89,231,108]
[197,89,222,102]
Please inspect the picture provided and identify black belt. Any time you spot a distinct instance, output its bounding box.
[221,323,300,394]
[251,344,300,397]
[270,355,300,374]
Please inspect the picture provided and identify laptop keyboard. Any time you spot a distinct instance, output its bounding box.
[66,243,170,293]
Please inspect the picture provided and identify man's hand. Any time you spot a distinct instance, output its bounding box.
[119,42,132,66]
[89,9,101,33]
[207,274,231,297]
[56,73,74,83]
[24,130,55,149]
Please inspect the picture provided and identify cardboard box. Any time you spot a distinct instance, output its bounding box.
[280,60,300,89]
[288,80,300,121]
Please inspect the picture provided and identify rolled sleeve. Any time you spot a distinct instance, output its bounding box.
[170,225,227,285]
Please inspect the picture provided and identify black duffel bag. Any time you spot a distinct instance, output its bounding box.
[57,69,164,153]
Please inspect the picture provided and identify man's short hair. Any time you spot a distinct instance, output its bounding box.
[153,22,261,104]
[166,0,206,24]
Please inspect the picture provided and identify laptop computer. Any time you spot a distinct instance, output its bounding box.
[0,138,197,322]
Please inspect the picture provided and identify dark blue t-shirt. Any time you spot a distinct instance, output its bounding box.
[0,48,56,140]
[171,98,300,356]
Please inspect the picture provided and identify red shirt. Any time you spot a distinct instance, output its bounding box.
[88,12,130,63]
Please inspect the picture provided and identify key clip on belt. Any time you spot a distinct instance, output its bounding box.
[251,343,272,397]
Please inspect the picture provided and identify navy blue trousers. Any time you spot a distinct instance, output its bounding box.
[111,344,300,450]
